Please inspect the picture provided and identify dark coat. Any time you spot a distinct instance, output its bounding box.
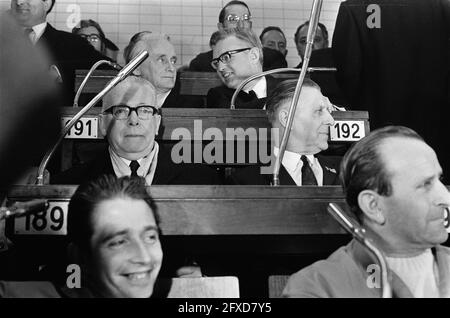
[37,23,111,105]
[206,75,279,109]
[161,75,204,108]
[230,155,341,185]
[52,144,220,185]
[189,47,287,72]
[332,0,450,179]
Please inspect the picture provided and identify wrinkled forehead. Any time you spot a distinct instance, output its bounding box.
[262,30,286,43]
[214,35,250,57]
[103,80,156,110]
[137,37,176,56]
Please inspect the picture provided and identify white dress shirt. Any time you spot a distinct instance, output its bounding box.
[25,22,47,44]
[273,147,323,186]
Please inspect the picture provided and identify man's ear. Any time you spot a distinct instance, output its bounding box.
[99,114,109,137]
[217,22,224,31]
[43,0,52,14]
[154,114,161,135]
[357,189,386,225]
[277,108,288,128]
[249,47,260,64]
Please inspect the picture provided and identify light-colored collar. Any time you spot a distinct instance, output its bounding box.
[157,90,171,108]
[27,21,47,44]
[243,76,267,99]
[273,146,315,173]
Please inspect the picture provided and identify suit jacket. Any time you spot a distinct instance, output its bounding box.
[37,23,111,105]
[52,144,220,185]
[332,0,450,179]
[206,75,279,109]
[230,155,341,185]
[161,75,204,108]
[189,47,287,73]
[296,48,348,107]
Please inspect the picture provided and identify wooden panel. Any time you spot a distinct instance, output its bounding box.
[5,185,346,236]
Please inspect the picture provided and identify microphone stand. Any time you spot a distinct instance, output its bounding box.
[272,0,323,186]
[35,50,149,185]
[327,203,392,298]
[73,60,122,107]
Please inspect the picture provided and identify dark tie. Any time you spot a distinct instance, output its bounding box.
[301,155,318,186]
[239,90,258,103]
[129,160,140,178]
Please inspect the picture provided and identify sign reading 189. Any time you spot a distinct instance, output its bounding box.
[62,117,98,139]
[14,201,69,235]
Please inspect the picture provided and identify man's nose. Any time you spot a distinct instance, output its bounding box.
[324,109,335,126]
[130,240,152,264]
[435,181,450,208]
[127,109,140,125]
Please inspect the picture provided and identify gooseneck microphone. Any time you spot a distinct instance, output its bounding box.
[36,50,149,185]
[0,199,48,220]
[327,203,392,298]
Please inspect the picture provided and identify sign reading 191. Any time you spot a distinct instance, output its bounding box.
[62,117,98,139]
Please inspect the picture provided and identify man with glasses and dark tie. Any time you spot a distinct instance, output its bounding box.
[52,76,219,185]
[206,26,280,109]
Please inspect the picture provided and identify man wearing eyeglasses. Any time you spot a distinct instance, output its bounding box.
[52,76,219,185]
[206,27,280,109]
[9,0,111,106]
[188,0,287,73]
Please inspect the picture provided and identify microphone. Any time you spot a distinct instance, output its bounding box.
[0,199,48,220]
[327,203,392,298]
[36,50,149,185]
[73,60,123,107]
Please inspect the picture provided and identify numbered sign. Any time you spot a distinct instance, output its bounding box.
[62,117,98,139]
[14,200,68,235]
[330,120,365,141]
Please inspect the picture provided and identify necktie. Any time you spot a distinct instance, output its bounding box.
[24,28,34,43]
[301,155,318,186]
[239,90,258,103]
[129,160,140,178]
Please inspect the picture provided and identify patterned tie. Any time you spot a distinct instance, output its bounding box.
[129,160,140,178]
[301,155,318,186]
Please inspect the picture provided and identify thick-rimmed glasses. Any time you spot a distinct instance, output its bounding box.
[211,47,251,70]
[104,105,160,120]
[225,14,252,23]
[79,34,101,43]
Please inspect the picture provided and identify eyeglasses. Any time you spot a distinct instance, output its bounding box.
[104,105,160,120]
[79,34,101,43]
[225,14,252,23]
[211,47,252,70]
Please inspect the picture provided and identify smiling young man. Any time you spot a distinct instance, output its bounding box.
[0,175,162,298]
[283,126,450,297]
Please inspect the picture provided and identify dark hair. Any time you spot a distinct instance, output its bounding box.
[259,26,286,42]
[67,175,159,252]
[72,19,106,53]
[218,0,251,23]
[266,78,321,124]
[294,21,329,43]
[340,126,423,223]
[47,0,55,14]
[209,30,221,48]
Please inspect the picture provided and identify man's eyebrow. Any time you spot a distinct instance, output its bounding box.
[99,230,128,245]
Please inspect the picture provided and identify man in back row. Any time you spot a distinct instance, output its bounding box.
[52,76,219,185]
[283,126,450,297]
[189,0,287,73]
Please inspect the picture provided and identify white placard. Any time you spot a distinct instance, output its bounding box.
[330,120,365,141]
[62,117,98,139]
[14,200,69,235]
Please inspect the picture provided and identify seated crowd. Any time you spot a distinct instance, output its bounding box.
[1,0,449,298]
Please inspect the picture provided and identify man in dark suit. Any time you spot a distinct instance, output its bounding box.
[52,76,219,185]
[189,0,287,73]
[10,0,110,106]
[332,0,450,181]
[207,27,279,109]
[124,32,203,108]
[231,78,340,185]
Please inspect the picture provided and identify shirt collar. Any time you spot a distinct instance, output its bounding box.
[273,147,315,173]
[29,22,47,43]
[243,76,267,99]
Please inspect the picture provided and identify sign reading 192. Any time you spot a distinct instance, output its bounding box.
[330,120,365,141]
[62,117,98,139]
[14,201,69,235]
